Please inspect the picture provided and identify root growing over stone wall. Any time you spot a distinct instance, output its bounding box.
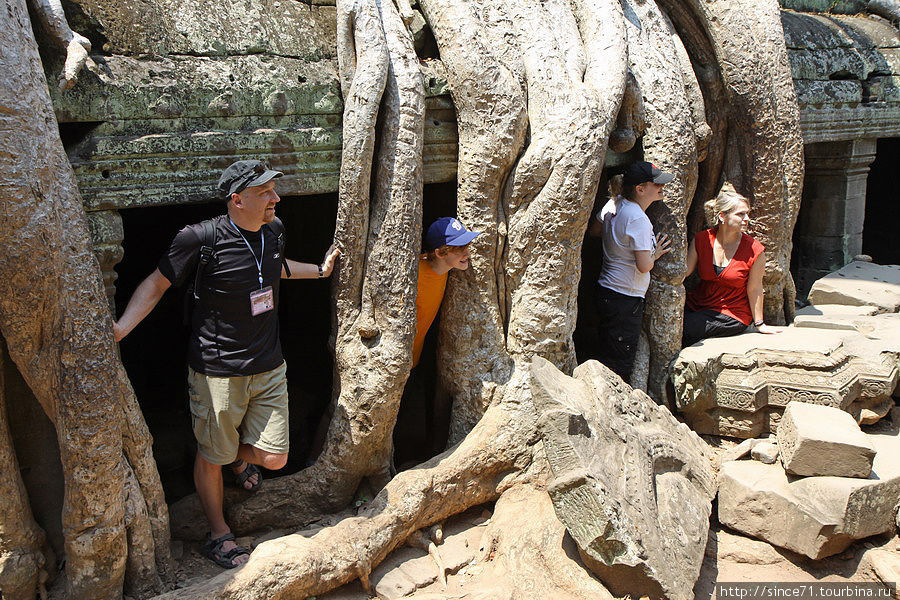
[161,0,800,598]
[1,0,804,597]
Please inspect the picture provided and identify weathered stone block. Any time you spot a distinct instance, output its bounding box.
[718,426,900,559]
[788,48,868,81]
[373,569,416,600]
[751,441,779,464]
[531,357,715,600]
[48,0,338,61]
[720,438,768,464]
[778,402,875,477]
[794,304,879,330]
[794,79,863,105]
[672,327,898,438]
[782,11,855,51]
[369,545,424,600]
[808,261,900,313]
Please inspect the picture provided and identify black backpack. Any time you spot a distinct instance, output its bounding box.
[183,216,289,325]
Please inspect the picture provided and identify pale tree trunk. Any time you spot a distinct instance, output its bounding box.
[657,0,730,235]
[625,0,699,398]
[429,0,527,443]
[0,0,172,597]
[0,348,50,600]
[439,0,628,439]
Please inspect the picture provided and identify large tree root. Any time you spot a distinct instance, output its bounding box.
[0,1,171,596]
[470,484,615,600]
[0,351,50,600]
[156,368,539,599]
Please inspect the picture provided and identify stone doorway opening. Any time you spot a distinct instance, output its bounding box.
[114,181,461,501]
[114,194,339,502]
[393,181,458,469]
[862,137,899,266]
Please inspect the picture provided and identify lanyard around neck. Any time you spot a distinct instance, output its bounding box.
[228,217,265,289]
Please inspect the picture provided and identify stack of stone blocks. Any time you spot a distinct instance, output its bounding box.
[672,261,900,438]
[718,401,900,560]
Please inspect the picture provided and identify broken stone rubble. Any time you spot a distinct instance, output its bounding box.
[807,262,900,313]
[750,441,779,464]
[778,401,876,478]
[717,425,900,560]
[794,304,880,330]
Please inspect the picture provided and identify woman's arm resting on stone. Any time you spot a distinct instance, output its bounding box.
[747,251,782,334]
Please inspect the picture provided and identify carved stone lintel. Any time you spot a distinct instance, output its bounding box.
[672,324,899,438]
[531,357,715,600]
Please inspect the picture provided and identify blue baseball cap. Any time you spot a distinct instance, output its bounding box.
[424,217,481,252]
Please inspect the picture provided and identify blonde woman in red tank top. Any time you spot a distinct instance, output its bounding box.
[683,185,784,347]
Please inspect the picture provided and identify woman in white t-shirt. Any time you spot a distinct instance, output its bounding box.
[587,161,673,382]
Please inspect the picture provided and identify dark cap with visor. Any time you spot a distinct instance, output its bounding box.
[217,160,283,199]
[623,161,675,186]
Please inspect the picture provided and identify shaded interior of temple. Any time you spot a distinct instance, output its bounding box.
[863,137,899,266]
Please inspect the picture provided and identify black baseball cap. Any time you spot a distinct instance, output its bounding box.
[217,160,283,199]
[623,161,675,186]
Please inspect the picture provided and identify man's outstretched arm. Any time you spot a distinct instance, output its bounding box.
[282,245,341,279]
[113,269,172,341]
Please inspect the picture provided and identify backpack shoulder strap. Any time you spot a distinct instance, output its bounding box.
[266,217,290,278]
[193,218,217,300]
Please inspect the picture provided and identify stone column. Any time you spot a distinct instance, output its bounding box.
[794,138,877,298]
[84,209,124,312]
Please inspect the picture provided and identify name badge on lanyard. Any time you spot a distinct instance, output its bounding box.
[250,286,275,316]
[229,217,275,317]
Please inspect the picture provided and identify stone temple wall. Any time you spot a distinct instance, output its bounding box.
[780,11,900,296]
[38,3,900,301]
[41,0,457,302]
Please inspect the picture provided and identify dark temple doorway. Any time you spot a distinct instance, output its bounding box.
[115,194,337,502]
[862,137,900,266]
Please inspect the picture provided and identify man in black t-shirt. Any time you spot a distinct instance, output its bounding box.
[114,160,341,568]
